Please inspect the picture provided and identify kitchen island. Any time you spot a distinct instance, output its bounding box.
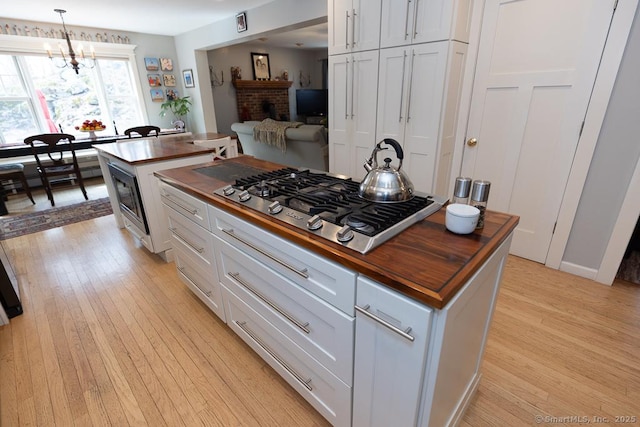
[155,156,519,426]
[94,133,234,261]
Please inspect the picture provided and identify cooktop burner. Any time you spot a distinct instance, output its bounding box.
[214,168,447,253]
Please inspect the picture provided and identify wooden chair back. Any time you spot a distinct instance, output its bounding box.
[124,126,160,138]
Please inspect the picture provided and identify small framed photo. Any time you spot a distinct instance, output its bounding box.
[150,89,164,102]
[251,52,271,80]
[183,69,195,88]
[166,89,179,101]
[147,74,162,87]
[160,58,173,71]
[144,57,159,71]
[236,12,247,33]
[163,74,176,87]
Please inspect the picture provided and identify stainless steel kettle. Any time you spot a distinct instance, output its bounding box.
[358,138,415,203]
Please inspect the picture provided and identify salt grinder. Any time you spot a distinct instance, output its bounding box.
[470,180,491,229]
[452,177,472,204]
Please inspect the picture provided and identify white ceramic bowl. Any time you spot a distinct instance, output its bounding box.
[445,203,480,234]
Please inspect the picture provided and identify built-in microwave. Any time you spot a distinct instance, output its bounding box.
[107,163,149,234]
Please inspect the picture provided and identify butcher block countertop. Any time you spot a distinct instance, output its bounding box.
[155,156,519,309]
[93,133,229,165]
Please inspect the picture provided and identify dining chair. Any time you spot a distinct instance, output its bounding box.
[0,163,35,205]
[124,125,161,138]
[23,133,88,207]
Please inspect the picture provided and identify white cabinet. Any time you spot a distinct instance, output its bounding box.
[352,276,432,427]
[376,41,467,193]
[328,50,379,180]
[329,0,382,55]
[380,0,473,48]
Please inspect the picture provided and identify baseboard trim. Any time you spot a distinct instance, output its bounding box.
[559,261,599,281]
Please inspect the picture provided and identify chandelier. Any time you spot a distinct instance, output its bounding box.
[44,9,95,74]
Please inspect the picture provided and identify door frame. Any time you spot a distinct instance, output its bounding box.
[450,0,638,279]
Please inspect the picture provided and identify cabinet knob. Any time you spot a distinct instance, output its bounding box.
[467,138,478,147]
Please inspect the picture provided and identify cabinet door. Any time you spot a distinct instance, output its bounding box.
[350,50,380,180]
[375,46,412,148]
[328,54,351,177]
[329,0,352,55]
[413,0,473,45]
[351,0,382,53]
[402,41,449,193]
[352,276,432,427]
[380,0,416,48]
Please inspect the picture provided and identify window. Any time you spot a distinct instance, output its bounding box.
[0,53,144,149]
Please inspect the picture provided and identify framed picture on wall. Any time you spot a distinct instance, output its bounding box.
[147,74,162,86]
[166,89,179,100]
[144,57,159,71]
[160,58,173,71]
[183,69,195,88]
[251,52,270,80]
[150,89,164,102]
[236,12,247,33]
[163,74,176,87]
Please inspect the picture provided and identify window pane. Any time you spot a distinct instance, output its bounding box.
[0,55,26,97]
[99,59,143,132]
[25,57,104,136]
[0,100,39,144]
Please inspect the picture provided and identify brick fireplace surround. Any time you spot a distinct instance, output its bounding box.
[233,80,294,122]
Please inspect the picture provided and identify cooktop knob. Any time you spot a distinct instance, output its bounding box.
[307,215,323,230]
[238,190,251,202]
[336,225,354,243]
[222,185,235,196]
[268,201,283,214]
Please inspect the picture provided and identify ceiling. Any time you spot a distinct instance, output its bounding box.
[1,0,328,49]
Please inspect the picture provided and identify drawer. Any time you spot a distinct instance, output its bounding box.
[222,285,352,426]
[160,182,210,231]
[167,207,215,266]
[216,237,354,384]
[174,245,225,322]
[209,204,356,315]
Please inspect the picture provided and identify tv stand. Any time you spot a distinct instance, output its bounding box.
[304,115,327,126]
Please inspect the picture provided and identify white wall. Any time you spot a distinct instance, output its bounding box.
[562,5,640,269]
[173,0,327,133]
[208,44,326,134]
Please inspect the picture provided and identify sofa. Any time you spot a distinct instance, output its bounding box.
[231,121,328,171]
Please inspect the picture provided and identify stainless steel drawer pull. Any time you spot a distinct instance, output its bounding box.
[230,272,310,334]
[221,229,309,279]
[170,227,205,253]
[177,266,211,297]
[164,194,198,215]
[355,304,415,342]
[236,321,313,391]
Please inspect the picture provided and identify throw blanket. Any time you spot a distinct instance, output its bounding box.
[252,118,303,152]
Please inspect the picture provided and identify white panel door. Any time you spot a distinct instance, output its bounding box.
[461,0,615,263]
[329,54,351,176]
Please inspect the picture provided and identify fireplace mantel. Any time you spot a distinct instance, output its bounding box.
[232,80,293,89]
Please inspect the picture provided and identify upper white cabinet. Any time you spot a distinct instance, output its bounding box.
[380,0,473,48]
[329,0,382,55]
[329,50,380,180]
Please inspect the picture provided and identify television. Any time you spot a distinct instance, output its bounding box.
[296,89,328,117]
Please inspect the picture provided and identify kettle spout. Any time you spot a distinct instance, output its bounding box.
[363,158,374,172]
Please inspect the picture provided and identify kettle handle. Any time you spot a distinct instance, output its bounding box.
[382,138,404,161]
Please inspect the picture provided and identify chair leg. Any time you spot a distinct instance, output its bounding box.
[76,172,88,200]
[19,173,35,204]
[39,173,54,206]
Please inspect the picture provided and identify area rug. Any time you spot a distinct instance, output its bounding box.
[0,197,113,240]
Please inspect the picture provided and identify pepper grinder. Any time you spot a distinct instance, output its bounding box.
[452,177,472,204]
[470,180,491,229]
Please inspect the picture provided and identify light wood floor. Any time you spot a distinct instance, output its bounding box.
[2,177,109,215]
[1,210,639,425]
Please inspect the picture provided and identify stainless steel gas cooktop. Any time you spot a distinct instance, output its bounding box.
[210,167,447,254]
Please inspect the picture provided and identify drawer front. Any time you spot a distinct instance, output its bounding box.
[216,237,354,384]
[167,207,215,266]
[209,204,356,315]
[222,285,352,426]
[174,246,225,322]
[160,182,210,231]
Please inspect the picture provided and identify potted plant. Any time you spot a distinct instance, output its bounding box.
[160,96,192,130]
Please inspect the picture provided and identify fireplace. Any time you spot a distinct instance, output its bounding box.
[233,80,293,122]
